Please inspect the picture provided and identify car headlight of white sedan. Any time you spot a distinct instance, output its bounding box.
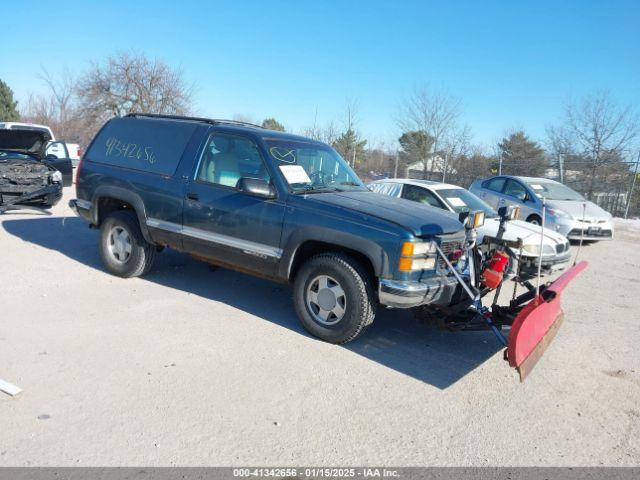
[547,208,572,220]
[521,243,556,256]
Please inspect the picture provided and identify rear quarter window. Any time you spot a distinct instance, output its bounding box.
[369,182,402,197]
[85,117,198,176]
[484,177,506,193]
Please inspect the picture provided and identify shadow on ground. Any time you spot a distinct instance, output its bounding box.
[2,216,504,389]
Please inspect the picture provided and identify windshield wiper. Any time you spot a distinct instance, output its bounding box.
[294,184,339,194]
[338,181,361,186]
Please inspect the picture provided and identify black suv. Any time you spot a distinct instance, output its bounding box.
[70,114,465,343]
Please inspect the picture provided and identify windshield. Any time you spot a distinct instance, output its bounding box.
[0,150,34,160]
[525,180,584,201]
[437,188,498,217]
[265,139,365,192]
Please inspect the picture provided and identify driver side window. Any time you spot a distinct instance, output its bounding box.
[504,179,528,201]
[401,185,445,209]
[196,133,270,188]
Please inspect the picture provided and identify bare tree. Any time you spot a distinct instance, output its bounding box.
[76,52,193,127]
[21,68,86,142]
[397,86,463,179]
[232,113,259,125]
[301,107,342,146]
[549,91,638,198]
[448,146,495,188]
[440,124,472,181]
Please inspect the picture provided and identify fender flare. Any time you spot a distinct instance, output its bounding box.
[279,226,390,281]
[90,185,153,244]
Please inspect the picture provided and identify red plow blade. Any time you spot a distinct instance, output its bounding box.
[506,261,588,381]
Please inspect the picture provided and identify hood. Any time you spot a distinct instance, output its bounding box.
[304,190,463,237]
[0,129,51,159]
[479,218,567,246]
[546,199,610,221]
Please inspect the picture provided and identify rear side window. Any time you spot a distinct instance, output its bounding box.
[484,177,506,193]
[85,117,198,176]
[369,182,402,197]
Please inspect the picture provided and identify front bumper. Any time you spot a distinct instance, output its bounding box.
[519,251,572,275]
[379,275,459,308]
[0,183,62,209]
[551,217,613,241]
[68,198,93,222]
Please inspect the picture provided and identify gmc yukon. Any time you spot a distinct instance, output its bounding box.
[70,114,466,343]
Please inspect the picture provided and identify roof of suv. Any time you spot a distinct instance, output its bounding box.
[125,113,323,144]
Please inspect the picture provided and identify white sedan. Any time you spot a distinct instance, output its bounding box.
[369,179,572,275]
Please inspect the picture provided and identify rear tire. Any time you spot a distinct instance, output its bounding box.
[293,253,376,344]
[100,210,157,278]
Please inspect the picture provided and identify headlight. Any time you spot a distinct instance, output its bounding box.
[399,241,437,271]
[401,241,437,257]
[50,170,62,183]
[547,208,571,219]
[399,257,437,271]
[522,243,555,256]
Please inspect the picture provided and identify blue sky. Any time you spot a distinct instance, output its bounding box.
[2,0,639,148]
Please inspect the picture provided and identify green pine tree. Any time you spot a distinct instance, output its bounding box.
[261,117,285,131]
[0,79,20,121]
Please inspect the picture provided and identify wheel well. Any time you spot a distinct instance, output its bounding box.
[289,241,376,285]
[96,197,136,227]
[526,213,542,223]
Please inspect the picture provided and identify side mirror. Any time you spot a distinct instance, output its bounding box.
[237,177,276,199]
[45,154,59,160]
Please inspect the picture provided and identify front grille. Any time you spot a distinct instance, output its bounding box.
[435,234,465,271]
[576,218,607,225]
[556,243,565,254]
[569,228,612,238]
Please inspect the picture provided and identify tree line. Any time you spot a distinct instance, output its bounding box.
[1,51,638,215]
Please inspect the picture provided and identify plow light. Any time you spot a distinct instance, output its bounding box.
[458,210,485,229]
[471,210,485,228]
[498,205,520,221]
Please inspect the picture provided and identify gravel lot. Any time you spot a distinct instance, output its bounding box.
[1,188,639,466]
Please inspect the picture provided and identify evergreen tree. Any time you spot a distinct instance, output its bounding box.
[0,79,20,121]
[332,129,367,168]
[497,131,547,176]
[261,117,285,131]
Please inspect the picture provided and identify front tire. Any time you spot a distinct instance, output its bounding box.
[100,210,157,278]
[293,253,376,344]
[527,214,542,226]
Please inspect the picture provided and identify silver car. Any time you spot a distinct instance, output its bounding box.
[469,176,614,241]
[368,179,572,275]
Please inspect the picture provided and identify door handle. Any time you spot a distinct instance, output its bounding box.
[186,192,199,201]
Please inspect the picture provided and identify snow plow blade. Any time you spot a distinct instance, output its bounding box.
[506,261,588,381]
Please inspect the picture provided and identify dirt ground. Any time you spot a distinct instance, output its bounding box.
[1,188,639,466]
